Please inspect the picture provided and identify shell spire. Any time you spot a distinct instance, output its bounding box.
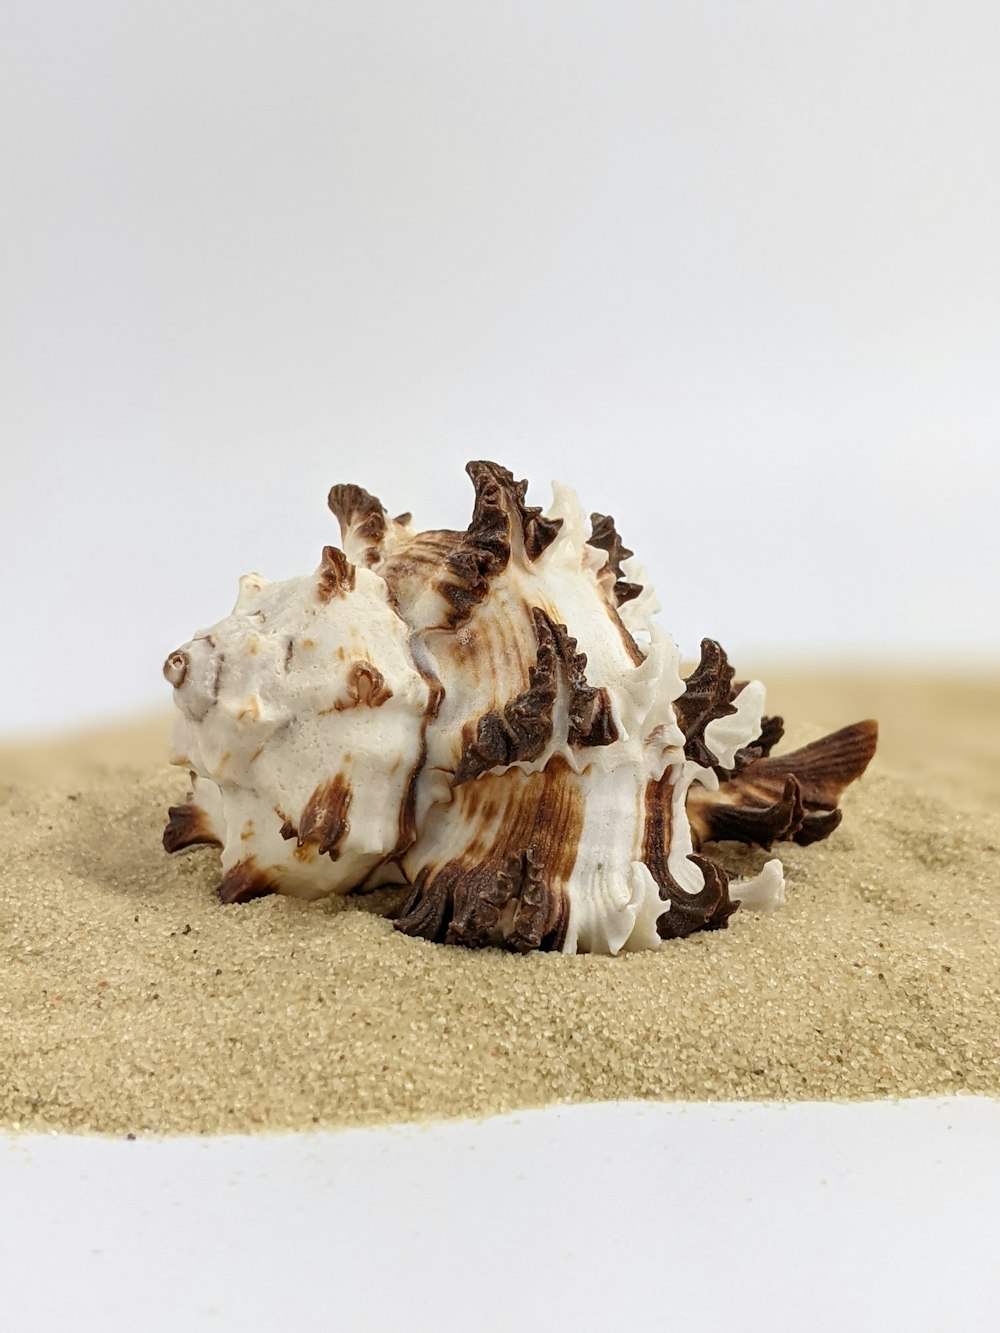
[163,461,877,954]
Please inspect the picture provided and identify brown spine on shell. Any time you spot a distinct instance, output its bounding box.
[686,719,878,850]
[688,774,805,851]
[507,847,570,952]
[437,550,491,627]
[280,774,352,860]
[674,639,739,769]
[547,617,619,748]
[447,854,524,947]
[724,714,786,779]
[163,803,221,853]
[316,546,356,601]
[588,512,642,606]
[454,609,618,785]
[453,609,558,784]
[464,461,517,573]
[642,772,738,937]
[218,856,279,905]
[466,460,563,563]
[437,462,563,629]
[435,466,511,628]
[395,757,579,950]
[327,483,388,565]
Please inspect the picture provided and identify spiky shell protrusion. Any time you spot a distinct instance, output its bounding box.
[163,461,877,953]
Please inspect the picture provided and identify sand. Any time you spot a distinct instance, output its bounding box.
[1,672,997,1135]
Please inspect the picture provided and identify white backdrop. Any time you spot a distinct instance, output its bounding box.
[2,1,998,735]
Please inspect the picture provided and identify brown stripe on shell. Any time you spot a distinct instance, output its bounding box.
[395,756,581,951]
[281,773,352,859]
[588,512,642,606]
[375,529,474,628]
[218,856,279,905]
[674,638,738,768]
[316,545,356,601]
[327,483,388,566]
[393,752,422,859]
[380,638,443,866]
[163,803,222,853]
[745,720,878,809]
[453,608,558,785]
[606,602,646,666]
[210,653,225,702]
[642,771,738,937]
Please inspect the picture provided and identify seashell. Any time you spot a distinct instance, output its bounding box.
[163,462,877,953]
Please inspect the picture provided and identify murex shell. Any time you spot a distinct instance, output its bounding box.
[163,461,877,954]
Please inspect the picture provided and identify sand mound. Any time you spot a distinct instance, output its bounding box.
[1,676,997,1135]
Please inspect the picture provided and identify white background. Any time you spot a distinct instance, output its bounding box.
[2,0,999,736]
[4,1100,1000,1333]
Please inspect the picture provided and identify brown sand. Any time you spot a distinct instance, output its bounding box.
[1,672,997,1135]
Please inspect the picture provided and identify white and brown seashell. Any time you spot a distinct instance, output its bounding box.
[163,462,877,953]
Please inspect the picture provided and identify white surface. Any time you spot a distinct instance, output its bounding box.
[4,1098,999,1333]
[2,1,1000,735]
